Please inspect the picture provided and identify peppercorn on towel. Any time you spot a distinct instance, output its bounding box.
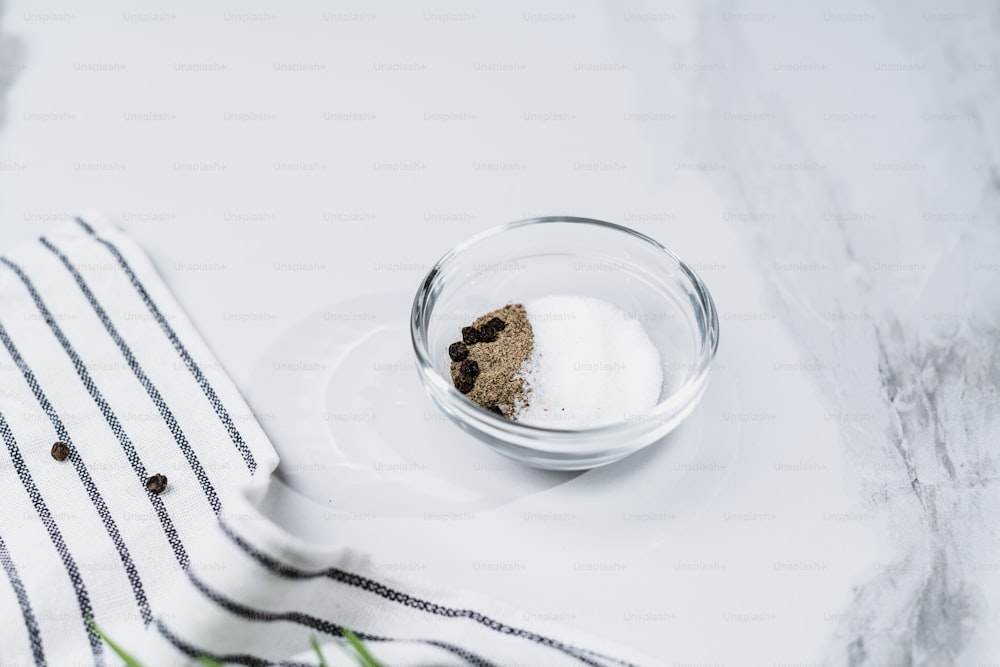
[0,213,658,667]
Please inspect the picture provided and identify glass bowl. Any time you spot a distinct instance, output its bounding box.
[410,216,719,470]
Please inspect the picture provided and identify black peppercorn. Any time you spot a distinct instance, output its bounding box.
[146,473,168,494]
[448,341,469,362]
[489,405,504,416]
[459,359,480,377]
[478,323,498,342]
[487,317,506,332]
[51,441,71,461]
[454,374,475,394]
[462,326,481,345]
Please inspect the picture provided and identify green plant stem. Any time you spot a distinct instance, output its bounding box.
[310,634,330,667]
[343,630,383,667]
[87,618,145,667]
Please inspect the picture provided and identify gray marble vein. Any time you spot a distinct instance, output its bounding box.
[695,0,1000,663]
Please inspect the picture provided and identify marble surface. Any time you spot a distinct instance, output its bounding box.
[1,0,997,664]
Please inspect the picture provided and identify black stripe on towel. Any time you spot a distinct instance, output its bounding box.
[219,520,624,667]
[0,297,152,630]
[0,531,47,667]
[187,569,498,667]
[156,620,312,667]
[7,249,189,570]
[38,238,222,515]
[74,216,258,474]
[0,409,103,665]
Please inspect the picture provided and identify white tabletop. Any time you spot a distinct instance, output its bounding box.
[2,1,997,664]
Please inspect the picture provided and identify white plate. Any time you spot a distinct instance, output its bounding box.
[247,292,740,558]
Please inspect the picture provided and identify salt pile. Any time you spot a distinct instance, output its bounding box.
[515,295,662,428]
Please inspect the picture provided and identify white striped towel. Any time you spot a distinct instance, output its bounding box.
[0,212,659,667]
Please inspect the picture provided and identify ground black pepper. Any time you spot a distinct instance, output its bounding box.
[449,304,533,417]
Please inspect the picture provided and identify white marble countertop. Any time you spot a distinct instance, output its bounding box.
[1,0,997,664]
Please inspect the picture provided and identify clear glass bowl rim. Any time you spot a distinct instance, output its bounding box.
[410,215,720,439]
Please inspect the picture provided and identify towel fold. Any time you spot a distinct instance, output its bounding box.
[0,213,657,667]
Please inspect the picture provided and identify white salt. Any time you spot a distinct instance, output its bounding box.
[515,295,663,428]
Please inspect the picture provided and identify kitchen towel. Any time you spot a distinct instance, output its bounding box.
[0,213,658,667]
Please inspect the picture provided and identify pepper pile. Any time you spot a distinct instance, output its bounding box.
[447,304,533,417]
